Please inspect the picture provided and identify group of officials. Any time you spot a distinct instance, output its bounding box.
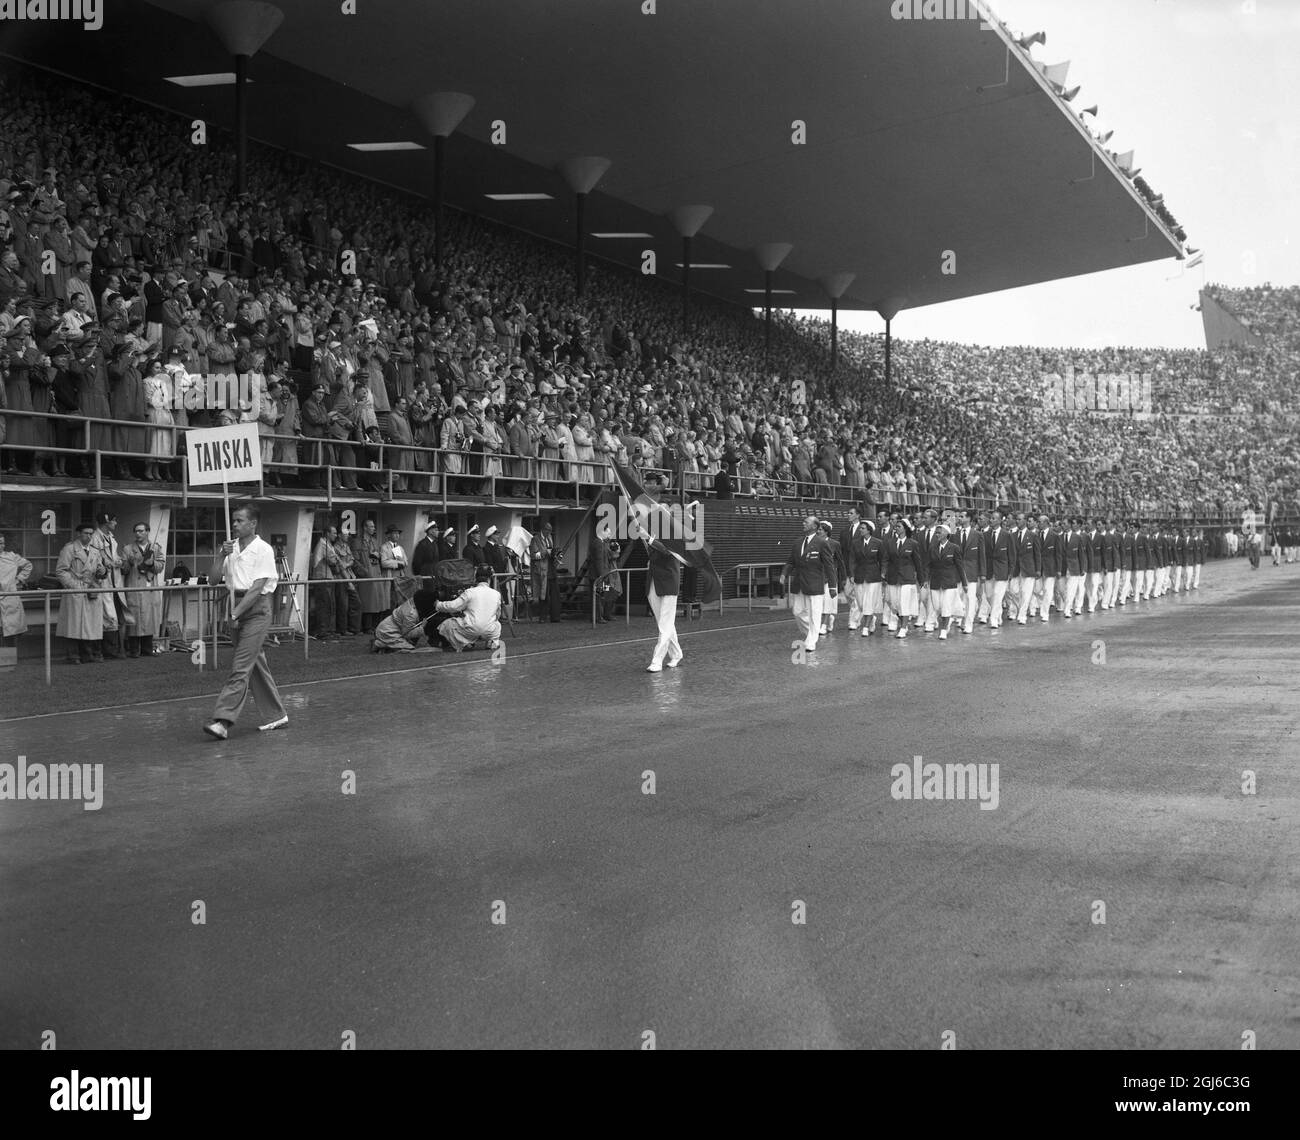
[783,506,1207,648]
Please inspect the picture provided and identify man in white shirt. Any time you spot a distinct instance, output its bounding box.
[204,503,288,739]
[433,565,503,651]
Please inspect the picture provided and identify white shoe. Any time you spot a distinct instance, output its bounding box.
[259,715,289,732]
[666,657,682,668]
[896,628,907,639]
[203,721,228,740]
[938,628,948,640]
[1017,618,1026,625]
[646,664,663,673]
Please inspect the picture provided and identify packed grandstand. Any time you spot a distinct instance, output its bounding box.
[1,65,1297,537]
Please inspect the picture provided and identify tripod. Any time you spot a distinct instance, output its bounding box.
[272,549,306,644]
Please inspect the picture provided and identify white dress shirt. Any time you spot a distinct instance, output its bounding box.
[224,535,277,594]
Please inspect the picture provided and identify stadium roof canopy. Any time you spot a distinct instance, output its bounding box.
[2,0,1185,316]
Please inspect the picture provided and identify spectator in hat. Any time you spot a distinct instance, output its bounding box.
[300,380,333,488]
[55,521,106,664]
[436,526,459,564]
[529,520,558,621]
[411,519,441,580]
[381,524,409,608]
[350,517,389,634]
[462,523,487,569]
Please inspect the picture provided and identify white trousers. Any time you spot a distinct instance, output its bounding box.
[1192,564,1201,587]
[979,579,1009,626]
[1086,572,1103,611]
[1117,569,1132,603]
[1101,570,1117,607]
[962,581,980,629]
[1142,568,1155,597]
[1035,575,1057,617]
[1063,574,1086,615]
[647,586,681,667]
[1015,576,1037,621]
[790,592,824,650]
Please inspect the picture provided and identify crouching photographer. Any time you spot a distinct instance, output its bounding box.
[432,565,504,653]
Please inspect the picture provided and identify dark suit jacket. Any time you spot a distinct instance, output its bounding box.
[929,541,969,591]
[850,531,884,584]
[839,521,866,564]
[1087,530,1104,573]
[1014,527,1040,579]
[1040,529,1062,577]
[462,540,488,568]
[984,526,1017,581]
[824,536,846,593]
[785,532,837,595]
[411,537,440,577]
[1120,529,1136,571]
[647,540,682,596]
[1101,530,1120,572]
[1134,532,1151,571]
[1062,531,1088,576]
[959,526,987,581]
[889,535,924,586]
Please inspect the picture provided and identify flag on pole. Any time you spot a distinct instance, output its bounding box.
[611,463,722,604]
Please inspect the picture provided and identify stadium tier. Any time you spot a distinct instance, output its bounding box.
[0,61,1296,604]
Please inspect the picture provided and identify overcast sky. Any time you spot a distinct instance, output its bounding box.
[795,0,1297,350]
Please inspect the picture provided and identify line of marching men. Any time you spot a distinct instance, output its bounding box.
[782,507,1207,650]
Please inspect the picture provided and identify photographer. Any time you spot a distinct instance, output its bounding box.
[55,521,106,664]
[589,534,622,623]
[122,522,165,658]
[351,518,388,635]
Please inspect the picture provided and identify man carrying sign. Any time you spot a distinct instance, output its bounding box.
[203,503,289,739]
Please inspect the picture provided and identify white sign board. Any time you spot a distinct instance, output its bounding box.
[186,423,263,488]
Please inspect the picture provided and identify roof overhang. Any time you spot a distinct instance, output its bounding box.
[1,0,1184,314]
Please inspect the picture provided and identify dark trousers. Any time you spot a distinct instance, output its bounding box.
[125,634,155,657]
[334,581,361,634]
[598,588,617,621]
[312,580,336,635]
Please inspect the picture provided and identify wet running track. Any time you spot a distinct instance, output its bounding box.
[1,560,1297,1048]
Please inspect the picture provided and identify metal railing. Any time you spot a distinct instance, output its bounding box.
[0,407,1285,520]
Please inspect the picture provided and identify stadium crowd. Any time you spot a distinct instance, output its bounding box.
[1,66,1297,529]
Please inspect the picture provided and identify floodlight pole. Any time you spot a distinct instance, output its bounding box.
[234,53,249,195]
[681,235,691,333]
[764,270,773,366]
[831,298,838,369]
[885,316,892,387]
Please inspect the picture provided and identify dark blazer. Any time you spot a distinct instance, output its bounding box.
[1087,529,1104,573]
[1062,530,1088,577]
[411,536,440,577]
[824,536,846,593]
[462,540,488,568]
[485,539,511,575]
[839,520,866,564]
[850,530,885,584]
[916,526,935,575]
[784,531,837,595]
[1101,529,1120,573]
[1040,528,1062,577]
[1120,528,1136,571]
[984,525,1017,581]
[958,525,987,581]
[647,539,682,596]
[1014,526,1040,579]
[1134,531,1151,571]
[929,540,969,591]
[436,535,459,563]
[890,535,924,586]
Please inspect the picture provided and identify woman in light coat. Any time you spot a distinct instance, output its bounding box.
[142,358,175,481]
[0,533,32,642]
